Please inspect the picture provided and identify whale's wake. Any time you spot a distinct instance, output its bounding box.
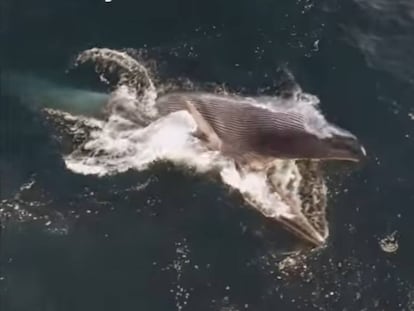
[43,48,331,248]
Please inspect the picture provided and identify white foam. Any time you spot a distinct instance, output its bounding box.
[66,110,222,175]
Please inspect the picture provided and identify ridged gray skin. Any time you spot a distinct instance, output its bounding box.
[155,91,366,166]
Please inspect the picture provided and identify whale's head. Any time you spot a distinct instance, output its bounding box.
[319,124,366,162]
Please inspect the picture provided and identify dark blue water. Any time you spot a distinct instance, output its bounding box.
[2,0,414,310]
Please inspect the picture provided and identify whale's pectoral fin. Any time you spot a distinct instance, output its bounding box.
[192,128,207,141]
[185,100,222,150]
[227,149,272,172]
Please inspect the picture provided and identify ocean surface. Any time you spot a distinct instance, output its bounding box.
[1,0,414,310]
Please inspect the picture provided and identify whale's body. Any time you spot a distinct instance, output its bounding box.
[155,92,366,169]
